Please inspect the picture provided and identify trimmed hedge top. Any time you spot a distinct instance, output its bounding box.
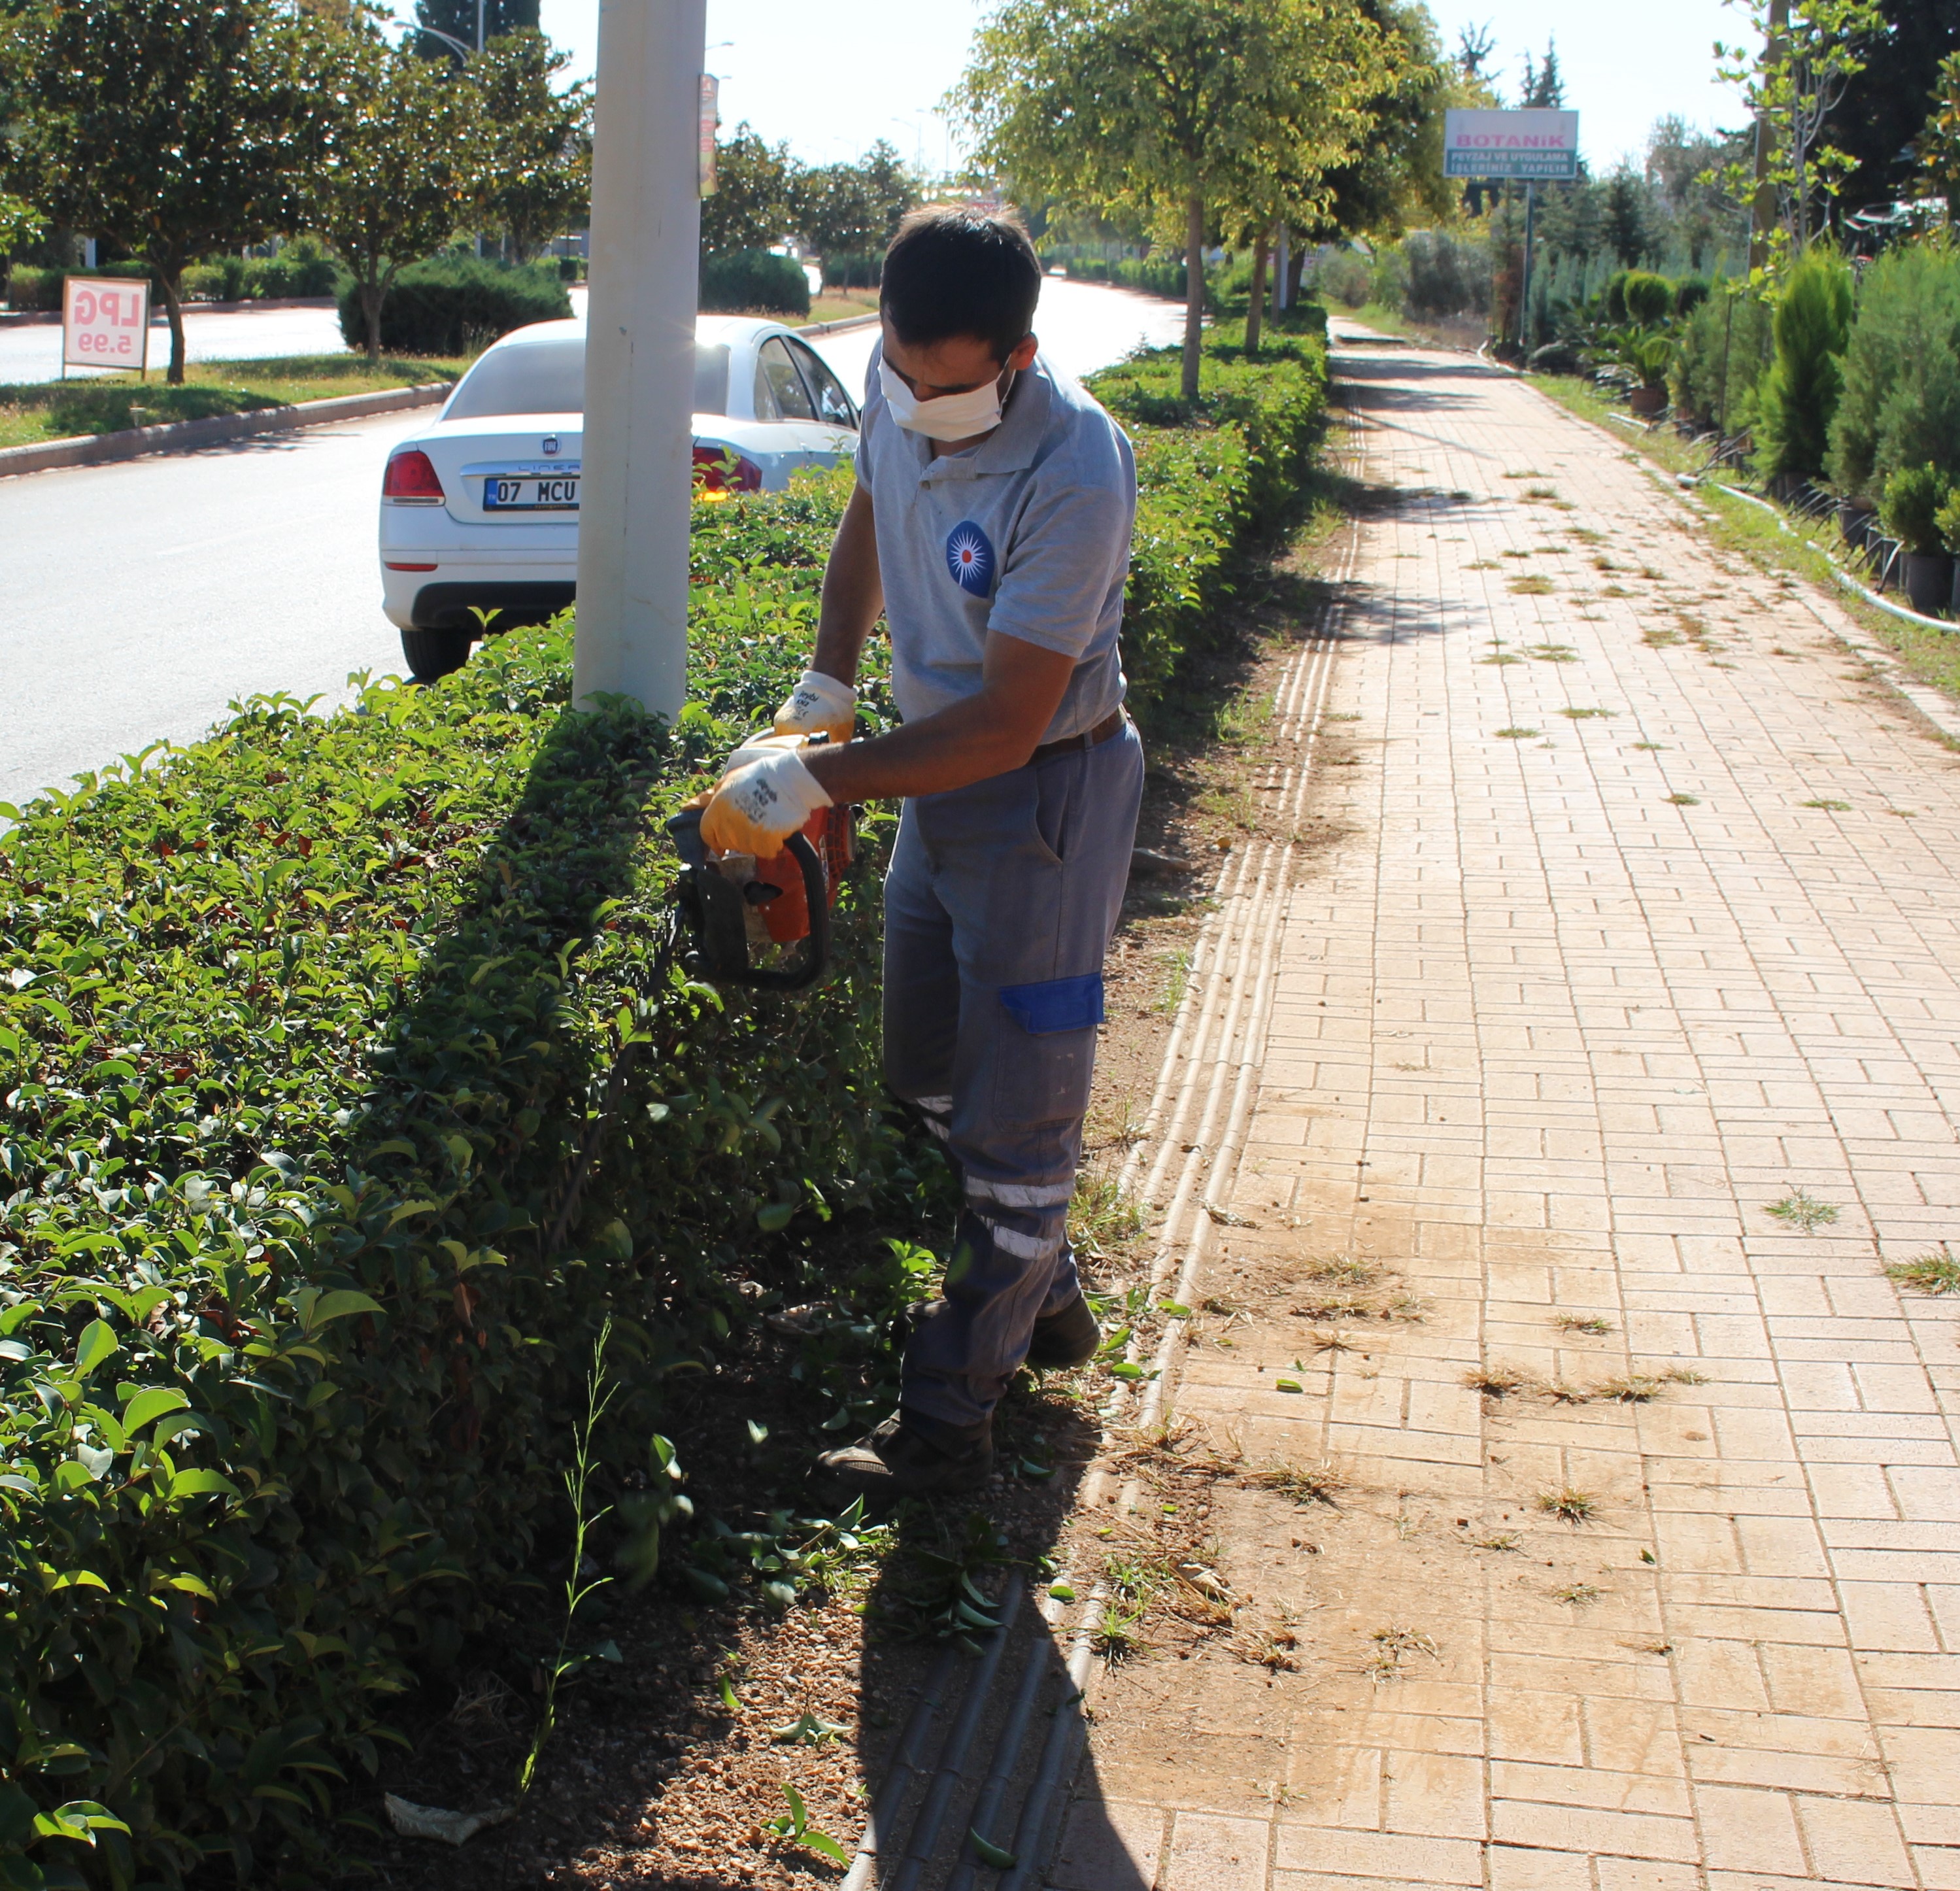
[0,330,1325,1888]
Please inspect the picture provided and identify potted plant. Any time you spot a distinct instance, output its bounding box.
[1882,463,1955,615]
[1939,489,1960,615]
[1628,333,1674,417]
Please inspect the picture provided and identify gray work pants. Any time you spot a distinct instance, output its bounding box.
[882,721,1145,1432]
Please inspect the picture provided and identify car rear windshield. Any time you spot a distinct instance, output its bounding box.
[444,338,732,420]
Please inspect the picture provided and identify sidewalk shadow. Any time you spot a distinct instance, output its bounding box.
[844,1374,1153,1888]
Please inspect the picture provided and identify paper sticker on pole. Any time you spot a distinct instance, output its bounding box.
[63,276,150,375]
[1444,109,1580,181]
[698,73,718,198]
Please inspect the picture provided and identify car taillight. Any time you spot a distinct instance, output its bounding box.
[692,443,762,492]
[382,449,445,502]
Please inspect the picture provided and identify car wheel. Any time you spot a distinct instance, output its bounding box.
[401,625,473,683]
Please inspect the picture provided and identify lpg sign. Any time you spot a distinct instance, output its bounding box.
[62,276,150,374]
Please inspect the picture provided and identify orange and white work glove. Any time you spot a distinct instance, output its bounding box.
[772,669,856,745]
[701,734,833,859]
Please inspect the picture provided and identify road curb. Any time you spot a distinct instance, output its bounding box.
[797,310,881,337]
[0,381,452,481]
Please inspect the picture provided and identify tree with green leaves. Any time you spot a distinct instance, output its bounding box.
[1827,0,1960,218]
[701,124,799,256]
[1917,49,1960,220]
[1716,0,1885,264]
[470,28,590,263]
[307,28,479,360]
[959,0,1384,398]
[794,140,917,261]
[1753,241,1853,482]
[5,0,326,382]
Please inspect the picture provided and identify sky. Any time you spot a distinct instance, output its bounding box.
[392,0,1748,177]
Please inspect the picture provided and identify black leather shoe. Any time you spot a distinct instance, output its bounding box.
[1024,1293,1102,1369]
[817,1411,992,1497]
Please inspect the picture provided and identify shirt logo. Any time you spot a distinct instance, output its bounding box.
[945,520,995,597]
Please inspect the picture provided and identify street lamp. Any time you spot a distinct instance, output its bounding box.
[406,22,473,63]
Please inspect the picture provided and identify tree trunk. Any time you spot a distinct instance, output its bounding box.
[362,279,384,363]
[156,269,187,384]
[1245,231,1268,356]
[1182,193,1204,401]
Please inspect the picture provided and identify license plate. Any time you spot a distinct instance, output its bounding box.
[484,474,580,511]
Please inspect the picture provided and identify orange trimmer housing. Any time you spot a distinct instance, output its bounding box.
[751,802,854,944]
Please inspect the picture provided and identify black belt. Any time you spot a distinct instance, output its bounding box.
[1030,708,1126,766]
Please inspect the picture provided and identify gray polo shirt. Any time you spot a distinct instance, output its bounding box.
[856,344,1136,743]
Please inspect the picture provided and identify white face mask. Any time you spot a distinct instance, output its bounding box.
[878,357,1012,441]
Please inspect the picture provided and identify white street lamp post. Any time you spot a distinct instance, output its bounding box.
[573,0,707,721]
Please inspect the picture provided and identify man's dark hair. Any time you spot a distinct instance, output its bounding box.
[881,207,1042,364]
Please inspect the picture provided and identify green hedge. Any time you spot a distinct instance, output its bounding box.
[1670,278,1773,431]
[3,263,152,314]
[1094,325,1330,700]
[700,247,811,318]
[1062,254,1203,305]
[1827,241,1960,503]
[182,242,343,304]
[0,330,1323,1888]
[337,256,571,356]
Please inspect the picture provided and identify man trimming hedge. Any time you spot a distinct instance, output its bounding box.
[701,207,1143,1497]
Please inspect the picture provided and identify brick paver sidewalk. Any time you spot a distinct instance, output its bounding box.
[1058,334,1960,1891]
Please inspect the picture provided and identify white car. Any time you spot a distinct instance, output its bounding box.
[378,314,860,680]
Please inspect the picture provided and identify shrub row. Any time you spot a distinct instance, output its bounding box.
[0,328,1325,1888]
[335,255,571,356]
[700,247,811,319]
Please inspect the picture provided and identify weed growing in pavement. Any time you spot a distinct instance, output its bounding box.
[1248,1459,1347,1507]
[1632,741,1668,750]
[1885,1246,1960,1295]
[1801,798,1853,812]
[1474,1531,1522,1552]
[1538,1488,1598,1525]
[1765,1189,1840,1233]
[1554,1314,1614,1336]
[1509,574,1556,596]
[1464,1363,1529,1396]
[1568,527,1607,545]
[1643,628,1683,646]
[1641,566,1664,581]
[1664,1367,1710,1386]
[1502,548,1535,558]
[1544,1380,1595,1405]
[1527,643,1579,662]
[1559,706,1616,719]
[1523,486,1561,502]
[1551,1583,1604,1606]
[1360,1626,1439,1682]
[1495,727,1540,739]
[1593,556,1620,571]
[1597,1374,1669,1403]
[1468,558,1501,570]
[1241,1617,1302,1672]
[1666,793,1701,805]
[1482,653,1525,665]
[1503,469,1546,479]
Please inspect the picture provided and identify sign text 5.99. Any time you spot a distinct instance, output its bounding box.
[62,277,151,374]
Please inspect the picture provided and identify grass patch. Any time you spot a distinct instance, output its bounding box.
[1508,574,1556,596]
[0,351,465,447]
[1765,1188,1839,1233]
[1885,1246,1960,1295]
[1495,727,1540,740]
[1537,1487,1598,1526]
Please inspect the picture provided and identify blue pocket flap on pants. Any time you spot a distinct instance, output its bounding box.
[999,973,1106,1035]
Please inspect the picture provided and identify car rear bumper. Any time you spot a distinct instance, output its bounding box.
[403,580,577,634]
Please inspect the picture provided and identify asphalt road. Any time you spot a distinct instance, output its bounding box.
[0,279,1187,810]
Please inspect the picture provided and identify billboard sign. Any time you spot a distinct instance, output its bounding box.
[63,276,150,374]
[1444,109,1580,181]
[698,73,718,197]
